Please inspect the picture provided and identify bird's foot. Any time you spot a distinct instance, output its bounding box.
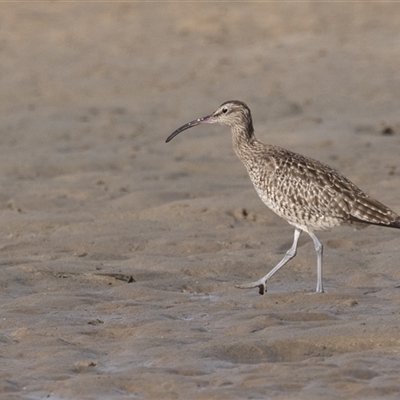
[235,280,267,295]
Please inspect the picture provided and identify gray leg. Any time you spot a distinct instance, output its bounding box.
[236,228,302,295]
[308,231,324,293]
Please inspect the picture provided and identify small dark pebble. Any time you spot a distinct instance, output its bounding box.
[381,125,394,136]
[88,319,104,325]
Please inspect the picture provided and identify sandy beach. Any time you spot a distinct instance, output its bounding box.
[1,3,400,399]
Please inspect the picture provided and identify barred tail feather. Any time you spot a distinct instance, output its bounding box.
[349,195,400,229]
[390,216,400,229]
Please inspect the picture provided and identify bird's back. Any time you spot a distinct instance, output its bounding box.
[238,141,400,232]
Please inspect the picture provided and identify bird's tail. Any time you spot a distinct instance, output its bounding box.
[388,216,400,229]
[349,195,400,229]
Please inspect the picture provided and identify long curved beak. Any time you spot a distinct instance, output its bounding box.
[165,114,214,143]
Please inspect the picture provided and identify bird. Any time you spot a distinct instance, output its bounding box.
[165,100,400,295]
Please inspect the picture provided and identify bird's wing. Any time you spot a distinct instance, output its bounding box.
[270,148,400,228]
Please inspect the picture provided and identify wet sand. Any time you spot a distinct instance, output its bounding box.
[1,3,400,399]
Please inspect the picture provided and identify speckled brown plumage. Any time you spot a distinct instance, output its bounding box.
[166,100,400,295]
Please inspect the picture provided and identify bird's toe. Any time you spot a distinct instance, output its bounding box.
[235,280,267,295]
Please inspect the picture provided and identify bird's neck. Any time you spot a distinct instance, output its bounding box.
[232,123,257,162]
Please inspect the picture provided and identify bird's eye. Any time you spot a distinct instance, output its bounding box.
[222,107,228,114]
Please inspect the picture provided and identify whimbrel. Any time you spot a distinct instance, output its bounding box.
[166,100,400,295]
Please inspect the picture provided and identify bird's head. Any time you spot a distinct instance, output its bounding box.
[166,100,253,143]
